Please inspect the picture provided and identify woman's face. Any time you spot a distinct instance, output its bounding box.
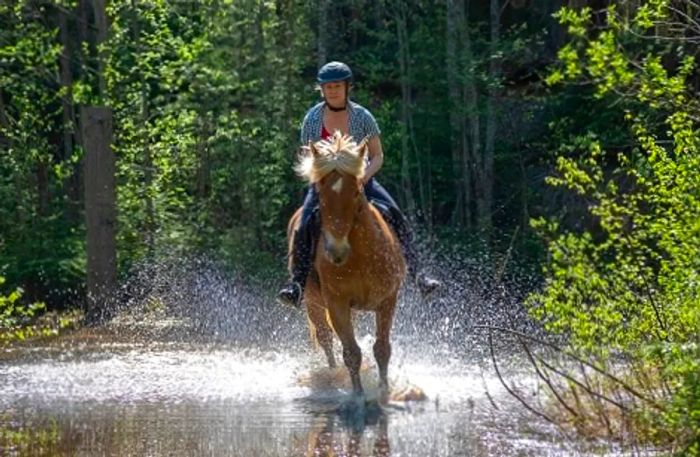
[321,81,348,108]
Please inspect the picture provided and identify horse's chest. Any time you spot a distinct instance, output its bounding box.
[319,260,401,309]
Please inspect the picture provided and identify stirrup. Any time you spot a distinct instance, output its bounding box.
[276,282,303,308]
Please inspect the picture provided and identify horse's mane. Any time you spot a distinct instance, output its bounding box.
[295,131,366,183]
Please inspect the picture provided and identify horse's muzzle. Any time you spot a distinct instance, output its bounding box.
[323,232,350,266]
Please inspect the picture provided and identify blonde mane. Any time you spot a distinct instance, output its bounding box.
[295,131,366,183]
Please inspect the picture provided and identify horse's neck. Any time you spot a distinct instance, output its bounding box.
[352,200,394,244]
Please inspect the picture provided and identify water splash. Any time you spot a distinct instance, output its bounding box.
[0,253,656,456]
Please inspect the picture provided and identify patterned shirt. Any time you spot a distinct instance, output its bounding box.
[300,100,381,145]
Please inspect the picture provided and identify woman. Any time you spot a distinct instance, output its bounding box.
[277,61,440,307]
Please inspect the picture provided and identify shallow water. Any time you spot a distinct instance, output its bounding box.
[1,326,611,457]
[0,258,651,456]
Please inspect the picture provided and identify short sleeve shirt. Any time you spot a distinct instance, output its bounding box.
[300,101,381,145]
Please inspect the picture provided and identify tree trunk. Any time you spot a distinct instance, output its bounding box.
[82,106,117,322]
[132,0,156,253]
[401,5,428,223]
[480,0,500,234]
[317,0,328,65]
[92,0,109,100]
[196,117,210,199]
[0,88,8,149]
[82,0,116,322]
[142,85,156,253]
[462,17,479,233]
[519,148,529,230]
[78,0,90,49]
[36,161,49,217]
[446,0,469,227]
[58,9,74,161]
[58,7,80,223]
[1,87,20,224]
[394,0,416,218]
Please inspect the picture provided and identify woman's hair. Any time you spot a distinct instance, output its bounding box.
[315,80,352,92]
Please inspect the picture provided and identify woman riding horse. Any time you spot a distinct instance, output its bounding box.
[277,61,440,308]
[291,132,405,397]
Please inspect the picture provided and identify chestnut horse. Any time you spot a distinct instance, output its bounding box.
[287,132,406,397]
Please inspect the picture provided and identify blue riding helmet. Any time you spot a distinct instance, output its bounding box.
[317,61,353,84]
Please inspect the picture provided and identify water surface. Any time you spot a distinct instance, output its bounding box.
[0,259,646,456]
[1,325,604,457]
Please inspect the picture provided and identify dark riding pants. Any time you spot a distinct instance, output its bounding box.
[290,178,418,289]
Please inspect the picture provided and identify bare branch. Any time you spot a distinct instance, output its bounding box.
[535,354,629,411]
[667,4,700,36]
[622,232,668,339]
[486,328,558,425]
[475,325,666,410]
[579,361,615,438]
[517,335,580,419]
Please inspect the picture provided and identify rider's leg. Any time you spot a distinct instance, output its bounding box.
[277,187,319,307]
[364,178,441,296]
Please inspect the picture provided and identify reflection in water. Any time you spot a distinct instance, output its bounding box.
[0,257,659,456]
[304,414,389,457]
[0,333,613,457]
[3,400,488,457]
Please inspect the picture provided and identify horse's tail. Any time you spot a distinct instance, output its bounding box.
[306,308,326,350]
[286,208,303,275]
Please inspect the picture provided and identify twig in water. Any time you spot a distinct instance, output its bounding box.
[517,335,579,419]
[475,325,664,411]
[487,328,556,425]
[579,360,615,438]
[535,354,628,411]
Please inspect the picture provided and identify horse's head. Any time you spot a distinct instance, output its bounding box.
[296,132,368,266]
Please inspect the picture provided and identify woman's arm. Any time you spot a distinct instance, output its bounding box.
[363,135,384,183]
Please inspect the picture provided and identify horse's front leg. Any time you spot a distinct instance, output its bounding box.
[305,284,337,369]
[326,300,363,396]
[374,292,397,400]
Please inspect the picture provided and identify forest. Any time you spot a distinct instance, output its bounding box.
[1,0,698,453]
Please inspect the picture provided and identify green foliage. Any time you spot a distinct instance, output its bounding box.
[0,2,86,305]
[1,0,560,305]
[101,0,313,270]
[0,414,60,456]
[0,276,80,344]
[533,1,700,450]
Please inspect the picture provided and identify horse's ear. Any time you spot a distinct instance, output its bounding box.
[309,141,320,158]
[358,137,369,159]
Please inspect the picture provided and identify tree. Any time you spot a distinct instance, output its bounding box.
[530,1,700,448]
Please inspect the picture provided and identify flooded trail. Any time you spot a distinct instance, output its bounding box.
[0,259,640,456]
[1,327,593,457]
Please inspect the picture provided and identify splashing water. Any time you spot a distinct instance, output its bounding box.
[0,254,655,456]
